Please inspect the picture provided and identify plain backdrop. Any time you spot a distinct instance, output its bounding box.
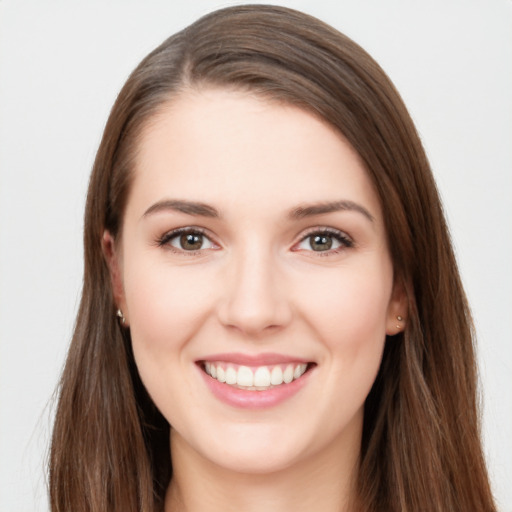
[0,1,511,511]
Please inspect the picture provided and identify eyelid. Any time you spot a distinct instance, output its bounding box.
[156,226,220,254]
[155,225,353,256]
[292,226,354,253]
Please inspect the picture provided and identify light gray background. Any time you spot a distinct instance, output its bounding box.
[1,1,511,511]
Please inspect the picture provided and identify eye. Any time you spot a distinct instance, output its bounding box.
[294,229,353,253]
[158,228,217,253]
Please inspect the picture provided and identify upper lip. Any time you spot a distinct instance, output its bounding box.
[198,352,312,366]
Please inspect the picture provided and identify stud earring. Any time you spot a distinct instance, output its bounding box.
[116,309,126,325]
[396,315,403,330]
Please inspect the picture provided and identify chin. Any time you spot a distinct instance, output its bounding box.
[209,444,304,475]
[178,422,313,476]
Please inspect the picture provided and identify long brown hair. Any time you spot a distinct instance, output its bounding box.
[49,5,496,511]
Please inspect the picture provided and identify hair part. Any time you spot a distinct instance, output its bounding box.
[49,5,496,511]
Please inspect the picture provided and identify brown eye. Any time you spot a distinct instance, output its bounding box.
[159,229,216,252]
[180,233,204,251]
[309,234,333,251]
[294,229,353,254]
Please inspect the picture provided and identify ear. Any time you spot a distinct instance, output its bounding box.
[385,276,408,336]
[102,230,129,326]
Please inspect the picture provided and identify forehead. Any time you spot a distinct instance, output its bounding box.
[129,88,382,221]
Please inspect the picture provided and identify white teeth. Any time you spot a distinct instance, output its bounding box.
[294,363,307,379]
[204,362,309,390]
[225,367,237,385]
[283,365,294,384]
[237,366,254,387]
[270,366,283,385]
[254,366,271,387]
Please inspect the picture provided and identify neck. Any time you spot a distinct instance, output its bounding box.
[165,427,360,512]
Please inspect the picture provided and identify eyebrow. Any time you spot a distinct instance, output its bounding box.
[142,199,220,218]
[290,200,374,222]
[142,198,374,223]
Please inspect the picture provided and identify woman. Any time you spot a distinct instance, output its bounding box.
[49,5,496,511]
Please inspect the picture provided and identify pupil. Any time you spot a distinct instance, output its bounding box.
[181,233,203,250]
[311,234,332,251]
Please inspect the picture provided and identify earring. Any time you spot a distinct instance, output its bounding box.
[116,308,126,325]
[396,315,403,329]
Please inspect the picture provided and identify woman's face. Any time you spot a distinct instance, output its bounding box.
[107,88,405,474]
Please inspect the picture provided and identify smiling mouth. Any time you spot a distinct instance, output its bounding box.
[201,361,313,391]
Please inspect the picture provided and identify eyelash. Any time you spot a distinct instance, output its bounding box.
[156,227,216,255]
[155,226,354,256]
[293,227,354,255]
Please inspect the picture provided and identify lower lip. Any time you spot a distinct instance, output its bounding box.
[198,366,312,409]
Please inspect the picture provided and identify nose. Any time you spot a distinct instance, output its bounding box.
[217,246,292,337]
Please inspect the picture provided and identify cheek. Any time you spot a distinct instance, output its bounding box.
[125,250,212,326]
[293,257,393,406]
[122,258,216,422]
[122,254,216,373]
[296,260,393,346]
[293,261,393,432]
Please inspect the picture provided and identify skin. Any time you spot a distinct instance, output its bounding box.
[103,88,406,512]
